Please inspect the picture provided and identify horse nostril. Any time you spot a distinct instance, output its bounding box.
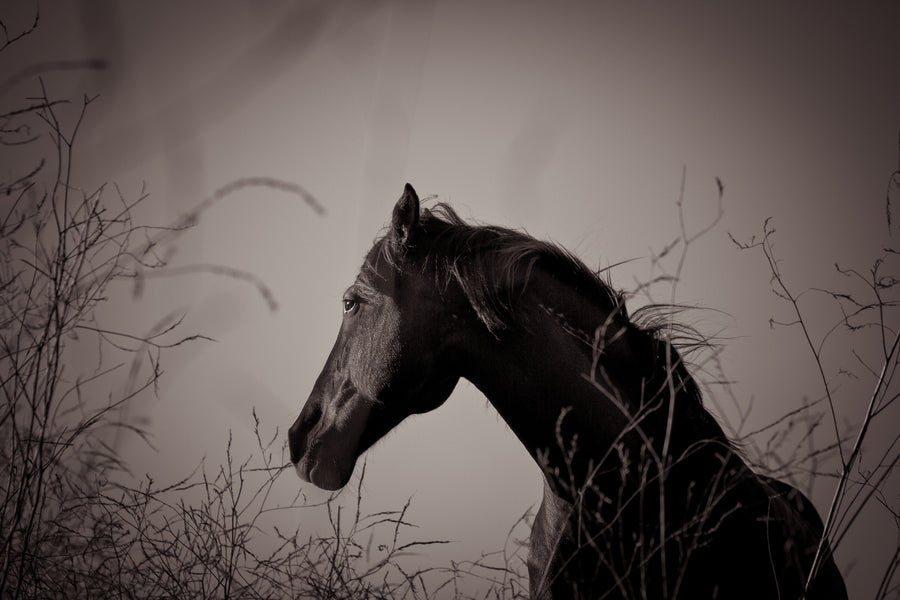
[288,421,303,464]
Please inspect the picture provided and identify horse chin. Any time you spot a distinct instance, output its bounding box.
[309,460,354,491]
[294,452,355,491]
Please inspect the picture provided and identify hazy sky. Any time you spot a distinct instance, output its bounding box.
[6,1,899,596]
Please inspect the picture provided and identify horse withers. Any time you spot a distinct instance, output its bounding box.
[289,184,848,599]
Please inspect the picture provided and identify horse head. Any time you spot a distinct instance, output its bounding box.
[288,184,461,490]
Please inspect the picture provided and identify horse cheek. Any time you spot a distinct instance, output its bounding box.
[352,308,402,401]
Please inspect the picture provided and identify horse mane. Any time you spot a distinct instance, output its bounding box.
[416,203,625,332]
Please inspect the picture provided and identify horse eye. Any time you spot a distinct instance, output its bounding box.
[342,298,359,314]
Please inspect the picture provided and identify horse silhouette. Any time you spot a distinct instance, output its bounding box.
[289,184,848,599]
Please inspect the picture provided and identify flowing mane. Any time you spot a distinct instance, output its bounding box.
[367,202,624,333]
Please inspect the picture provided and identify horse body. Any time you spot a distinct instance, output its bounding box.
[289,184,848,599]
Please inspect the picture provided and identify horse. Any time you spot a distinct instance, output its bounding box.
[288,184,848,599]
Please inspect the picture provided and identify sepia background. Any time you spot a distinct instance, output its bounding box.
[4,1,899,597]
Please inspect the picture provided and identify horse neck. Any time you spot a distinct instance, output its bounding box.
[454,266,730,500]
[455,268,639,492]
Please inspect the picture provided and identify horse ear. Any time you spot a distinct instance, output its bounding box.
[391,183,420,247]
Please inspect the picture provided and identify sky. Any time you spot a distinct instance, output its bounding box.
[4,1,899,596]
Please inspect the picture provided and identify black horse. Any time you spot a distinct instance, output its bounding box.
[289,184,847,599]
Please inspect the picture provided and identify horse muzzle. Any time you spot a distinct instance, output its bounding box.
[288,383,371,491]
